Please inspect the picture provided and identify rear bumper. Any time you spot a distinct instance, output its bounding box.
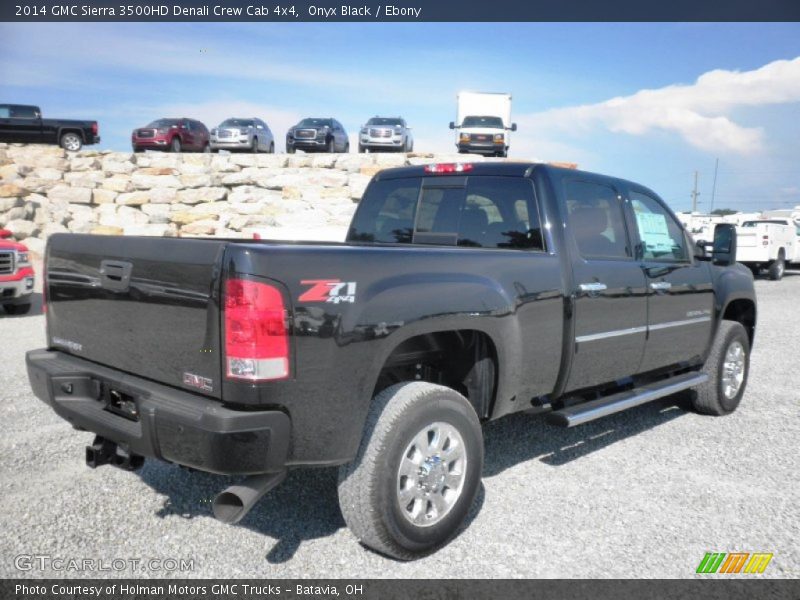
[26,349,291,475]
[1,274,34,304]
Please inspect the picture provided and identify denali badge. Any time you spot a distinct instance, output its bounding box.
[183,372,213,392]
[52,337,83,352]
[299,279,357,304]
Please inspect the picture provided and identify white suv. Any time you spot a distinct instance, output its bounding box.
[359,117,413,153]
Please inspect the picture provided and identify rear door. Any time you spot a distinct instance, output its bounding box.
[562,177,648,392]
[8,105,41,143]
[624,187,714,371]
[46,234,226,398]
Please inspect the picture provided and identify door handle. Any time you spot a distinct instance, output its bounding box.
[650,281,672,291]
[579,282,608,293]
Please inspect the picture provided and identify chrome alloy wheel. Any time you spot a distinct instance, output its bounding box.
[396,421,467,527]
[721,340,746,400]
[62,134,81,151]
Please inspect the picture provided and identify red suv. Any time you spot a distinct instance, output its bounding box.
[131,118,210,153]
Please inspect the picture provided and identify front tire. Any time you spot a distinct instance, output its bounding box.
[251,137,259,153]
[269,142,275,154]
[338,382,483,560]
[690,321,750,416]
[170,137,182,153]
[60,133,82,152]
[286,145,295,154]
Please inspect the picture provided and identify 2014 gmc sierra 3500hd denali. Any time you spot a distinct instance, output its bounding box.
[26,162,756,559]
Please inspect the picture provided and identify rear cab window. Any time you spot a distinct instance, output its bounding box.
[348,175,545,251]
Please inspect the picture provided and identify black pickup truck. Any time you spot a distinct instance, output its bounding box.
[26,162,756,559]
[0,104,100,151]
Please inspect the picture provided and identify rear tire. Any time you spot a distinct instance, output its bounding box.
[60,132,82,152]
[768,254,785,280]
[338,382,483,560]
[690,321,750,416]
[4,303,31,315]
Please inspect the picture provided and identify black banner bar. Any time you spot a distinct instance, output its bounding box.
[2,0,800,22]
[3,579,800,600]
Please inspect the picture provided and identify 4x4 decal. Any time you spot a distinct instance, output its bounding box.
[299,279,357,304]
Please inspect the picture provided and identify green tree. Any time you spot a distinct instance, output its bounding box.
[711,208,737,216]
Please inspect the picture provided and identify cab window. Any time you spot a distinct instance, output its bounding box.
[629,191,688,262]
[564,180,630,259]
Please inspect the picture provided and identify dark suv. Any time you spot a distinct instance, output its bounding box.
[286,118,349,154]
[131,118,210,153]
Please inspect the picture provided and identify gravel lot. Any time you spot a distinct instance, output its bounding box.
[2,264,798,579]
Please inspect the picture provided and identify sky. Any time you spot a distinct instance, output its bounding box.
[0,22,799,213]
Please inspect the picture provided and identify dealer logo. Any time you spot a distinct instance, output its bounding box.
[696,552,773,574]
[299,279,357,304]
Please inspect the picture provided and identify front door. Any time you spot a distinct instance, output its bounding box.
[563,178,648,392]
[625,187,715,371]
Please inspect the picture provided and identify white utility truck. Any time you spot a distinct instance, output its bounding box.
[449,92,516,157]
[735,219,797,280]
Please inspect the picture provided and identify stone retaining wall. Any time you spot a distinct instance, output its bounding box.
[0,143,513,255]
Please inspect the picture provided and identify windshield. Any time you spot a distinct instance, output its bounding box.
[461,116,504,128]
[297,118,331,128]
[367,118,403,127]
[146,119,180,129]
[220,119,254,128]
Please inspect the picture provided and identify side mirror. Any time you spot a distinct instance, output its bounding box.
[510,123,518,132]
[711,223,737,266]
[449,121,455,130]
[34,111,42,119]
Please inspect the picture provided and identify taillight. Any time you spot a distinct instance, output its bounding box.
[762,235,769,246]
[424,163,474,174]
[224,278,289,381]
[91,122,98,135]
[42,261,47,315]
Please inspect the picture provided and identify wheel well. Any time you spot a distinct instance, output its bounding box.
[374,330,497,419]
[59,128,83,141]
[723,300,756,344]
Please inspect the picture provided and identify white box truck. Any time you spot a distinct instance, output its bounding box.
[449,92,516,157]
[735,219,797,280]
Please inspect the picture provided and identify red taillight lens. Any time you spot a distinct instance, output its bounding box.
[224,278,289,381]
[92,122,98,135]
[424,163,474,174]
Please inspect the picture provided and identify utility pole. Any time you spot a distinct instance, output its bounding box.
[709,158,719,214]
[691,171,700,213]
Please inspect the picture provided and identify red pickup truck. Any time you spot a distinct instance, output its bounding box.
[0,229,35,314]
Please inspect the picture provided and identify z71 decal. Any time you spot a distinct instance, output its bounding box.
[299,279,357,304]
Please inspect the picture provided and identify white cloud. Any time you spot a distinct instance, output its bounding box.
[518,57,800,155]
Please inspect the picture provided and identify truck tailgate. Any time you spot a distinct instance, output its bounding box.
[46,234,225,399]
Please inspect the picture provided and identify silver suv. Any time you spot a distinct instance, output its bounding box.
[210,118,275,153]
[359,116,413,153]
